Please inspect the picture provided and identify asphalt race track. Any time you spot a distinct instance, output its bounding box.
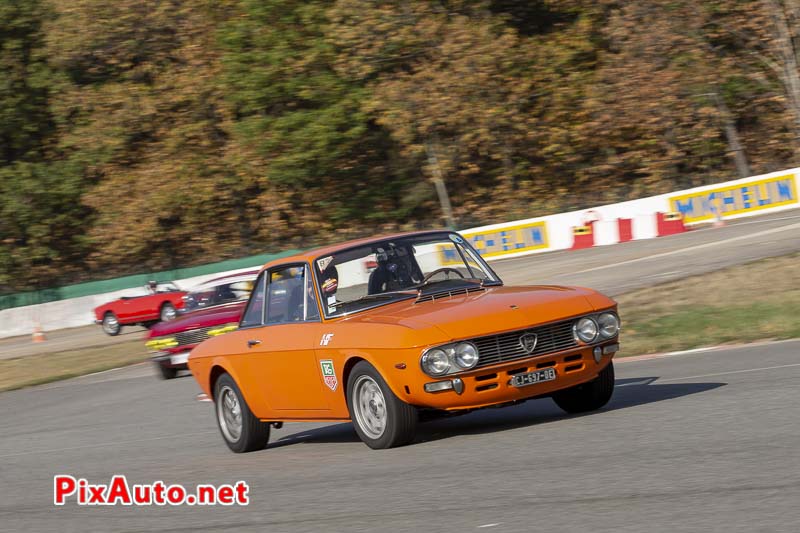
[1,209,799,532]
[2,209,799,359]
[2,340,799,532]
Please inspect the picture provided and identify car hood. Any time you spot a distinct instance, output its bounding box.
[147,302,245,338]
[344,285,608,341]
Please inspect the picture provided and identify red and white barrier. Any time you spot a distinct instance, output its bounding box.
[571,212,686,250]
[632,214,658,240]
[656,212,687,236]
[571,223,594,249]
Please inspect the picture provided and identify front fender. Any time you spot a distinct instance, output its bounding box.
[343,349,418,405]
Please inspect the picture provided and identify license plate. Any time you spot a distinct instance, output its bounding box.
[509,367,556,388]
[170,352,190,365]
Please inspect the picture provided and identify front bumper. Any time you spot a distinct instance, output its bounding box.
[409,341,619,410]
[151,350,190,369]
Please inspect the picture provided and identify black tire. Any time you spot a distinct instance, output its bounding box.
[101,312,121,336]
[346,361,417,449]
[552,361,615,414]
[156,362,178,380]
[214,373,270,453]
[160,302,177,322]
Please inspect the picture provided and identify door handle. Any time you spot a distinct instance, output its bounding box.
[247,340,261,348]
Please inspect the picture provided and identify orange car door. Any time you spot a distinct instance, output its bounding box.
[243,264,330,412]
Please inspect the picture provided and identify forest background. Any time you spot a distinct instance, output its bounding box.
[3,0,800,293]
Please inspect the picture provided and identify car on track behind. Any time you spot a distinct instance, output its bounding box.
[94,282,186,336]
[188,230,621,451]
[146,271,257,379]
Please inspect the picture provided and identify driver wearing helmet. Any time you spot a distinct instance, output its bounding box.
[368,247,418,294]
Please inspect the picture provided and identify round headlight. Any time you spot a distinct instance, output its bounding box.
[574,317,598,343]
[597,312,620,338]
[453,342,479,369]
[421,348,450,376]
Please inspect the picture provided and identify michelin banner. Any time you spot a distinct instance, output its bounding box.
[463,220,550,259]
[669,173,798,224]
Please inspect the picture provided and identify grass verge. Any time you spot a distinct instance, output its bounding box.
[617,253,800,355]
[0,253,797,391]
[0,340,149,392]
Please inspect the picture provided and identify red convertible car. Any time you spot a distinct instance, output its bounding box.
[145,271,257,379]
[94,281,187,336]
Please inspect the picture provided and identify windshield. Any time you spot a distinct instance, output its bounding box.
[183,277,255,312]
[314,232,500,317]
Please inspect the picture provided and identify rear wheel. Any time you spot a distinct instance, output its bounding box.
[214,373,270,453]
[347,361,417,449]
[160,303,177,322]
[552,361,615,414]
[101,312,121,336]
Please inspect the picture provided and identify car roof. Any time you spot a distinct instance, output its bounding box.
[205,269,260,284]
[196,269,260,287]
[261,229,453,272]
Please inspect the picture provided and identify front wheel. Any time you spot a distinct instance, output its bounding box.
[101,312,121,336]
[552,361,615,414]
[214,374,270,453]
[347,361,417,449]
[156,362,178,380]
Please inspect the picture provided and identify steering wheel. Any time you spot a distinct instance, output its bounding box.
[423,267,466,283]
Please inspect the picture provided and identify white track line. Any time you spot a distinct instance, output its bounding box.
[656,363,800,383]
[617,339,800,363]
[573,221,800,274]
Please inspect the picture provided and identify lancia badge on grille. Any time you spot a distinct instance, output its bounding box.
[519,333,538,354]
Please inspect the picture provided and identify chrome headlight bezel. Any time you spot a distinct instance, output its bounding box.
[420,341,480,377]
[420,348,450,377]
[453,342,479,370]
[573,317,599,344]
[597,312,620,339]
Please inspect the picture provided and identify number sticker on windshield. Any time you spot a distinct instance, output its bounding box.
[317,256,333,272]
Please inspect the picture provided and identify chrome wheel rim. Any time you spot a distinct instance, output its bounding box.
[103,315,118,334]
[217,385,242,443]
[352,375,387,439]
[161,305,176,321]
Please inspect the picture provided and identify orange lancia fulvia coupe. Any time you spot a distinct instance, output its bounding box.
[188,230,620,451]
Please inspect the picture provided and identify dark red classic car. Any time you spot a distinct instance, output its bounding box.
[145,271,257,379]
[94,282,187,336]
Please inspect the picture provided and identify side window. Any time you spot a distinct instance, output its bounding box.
[240,273,266,328]
[266,266,303,324]
[266,265,320,324]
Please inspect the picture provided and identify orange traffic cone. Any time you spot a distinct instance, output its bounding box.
[32,323,46,343]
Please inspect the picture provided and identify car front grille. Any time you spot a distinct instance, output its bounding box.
[175,327,214,347]
[471,319,578,369]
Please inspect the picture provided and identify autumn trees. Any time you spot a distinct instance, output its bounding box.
[1,0,799,292]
